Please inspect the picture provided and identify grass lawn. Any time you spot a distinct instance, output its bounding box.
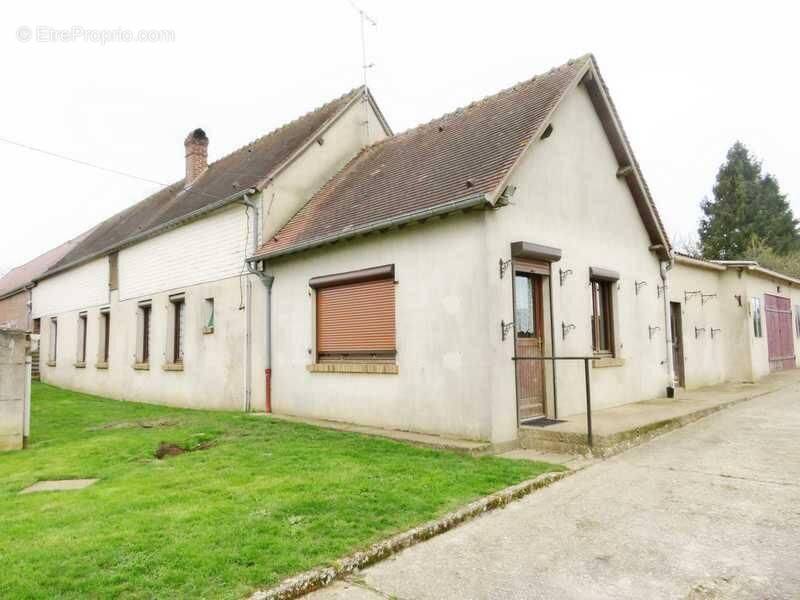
[0,384,560,599]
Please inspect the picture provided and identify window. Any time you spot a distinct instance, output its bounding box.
[136,301,152,366]
[168,295,186,364]
[752,297,763,338]
[48,317,58,364]
[203,298,215,333]
[32,318,40,334]
[311,265,396,363]
[590,278,614,354]
[99,308,111,364]
[76,312,88,365]
[795,306,800,338]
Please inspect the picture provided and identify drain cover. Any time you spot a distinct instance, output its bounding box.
[20,479,99,494]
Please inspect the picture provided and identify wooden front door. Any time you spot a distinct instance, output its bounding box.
[514,272,545,421]
[670,302,685,387]
[765,294,795,371]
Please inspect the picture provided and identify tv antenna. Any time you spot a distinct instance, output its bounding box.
[349,0,377,146]
[349,0,377,88]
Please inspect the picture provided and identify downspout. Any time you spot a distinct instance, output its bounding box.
[238,190,259,412]
[660,255,676,397]
[547,262,558,419]
[240,188,275,414]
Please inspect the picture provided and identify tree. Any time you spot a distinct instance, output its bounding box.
[698,142,798,259]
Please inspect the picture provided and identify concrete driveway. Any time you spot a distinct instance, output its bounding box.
[308,384,800,599]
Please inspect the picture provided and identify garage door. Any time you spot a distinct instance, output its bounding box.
[764,294,795,371]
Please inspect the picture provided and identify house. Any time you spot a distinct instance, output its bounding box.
[0,236,84,332]
[27,53,797,446]
[670,254,800,389]
[246,54,674,444]
[31,87,391,409]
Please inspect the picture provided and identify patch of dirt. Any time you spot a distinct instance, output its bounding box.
[90,418,180,431]
[154,440,214,459]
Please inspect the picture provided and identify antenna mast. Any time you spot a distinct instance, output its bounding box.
[349,0,376,145]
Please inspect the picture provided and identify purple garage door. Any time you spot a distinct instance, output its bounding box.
[764,294,796,371]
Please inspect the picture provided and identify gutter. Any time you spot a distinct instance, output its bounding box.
[250,193,491,262]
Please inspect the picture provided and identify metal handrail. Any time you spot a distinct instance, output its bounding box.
[512,355,597,447]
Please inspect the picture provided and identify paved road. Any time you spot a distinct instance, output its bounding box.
[309,385,800,599]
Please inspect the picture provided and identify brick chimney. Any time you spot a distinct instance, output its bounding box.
[184,128,208,187]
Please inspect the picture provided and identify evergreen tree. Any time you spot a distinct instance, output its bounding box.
[698,142,797,259]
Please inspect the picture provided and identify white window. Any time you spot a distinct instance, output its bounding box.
[167,294,186,364]
[203,298,215,333]
[98,308,111,365]
[48,317,58,364]
[752,297,763,338]
[136,301,152,365]
[76,312,88,365]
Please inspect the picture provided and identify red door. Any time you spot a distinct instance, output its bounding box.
[764,294,795,371]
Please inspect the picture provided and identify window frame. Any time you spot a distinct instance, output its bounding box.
[98,307,111,366]
[794,305,800,338]
[752,297,763,338]
[311,265,397,365]
[590,278,615,356]
[135,301,152,367]
[48,317,58,365]
[76,312,88,366]
[169,295,186,364]
[203,298,215,334]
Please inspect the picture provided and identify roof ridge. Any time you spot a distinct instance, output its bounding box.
[364,55,591,149]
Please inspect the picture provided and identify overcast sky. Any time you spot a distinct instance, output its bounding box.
[1,1,797,273]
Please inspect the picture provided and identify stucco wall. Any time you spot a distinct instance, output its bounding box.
[38,277,247,410]
[264,212,492,441]
[742,271,800,380]
[483,82,667,439]
[670,261,748,387]
[0,290,30,331]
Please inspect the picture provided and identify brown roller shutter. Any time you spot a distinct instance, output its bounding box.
[514,258,550,276]
[317,277,396,359]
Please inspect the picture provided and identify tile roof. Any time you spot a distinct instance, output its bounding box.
[0,232,88,298]
[256,54,671,260]
[255,56,590,259]
[47,86,365,276]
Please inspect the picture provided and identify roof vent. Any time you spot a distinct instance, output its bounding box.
[184,128,209,188]
[437,125,445,132]
[465,179,474,188]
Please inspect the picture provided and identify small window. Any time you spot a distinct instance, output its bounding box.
[76,312,88,365]
[795,306,800,338]
[168,294,186,364]
[48,317,58,364]
[311,265,396,363]
[32,318,41,334]
[752,297,763,338]
[136,301,152,365]
[204,298,215,333]
[590,279,614,354]
[99,308,111,364]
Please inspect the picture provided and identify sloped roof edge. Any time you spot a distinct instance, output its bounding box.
[41,86,375,281]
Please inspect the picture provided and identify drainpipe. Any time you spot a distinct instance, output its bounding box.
[238,190,260,412]
[239,189,275,414]
[660,256,676,397]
